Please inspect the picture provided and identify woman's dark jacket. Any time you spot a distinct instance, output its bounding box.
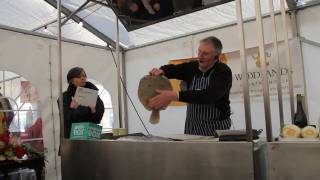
[58,82,104,138]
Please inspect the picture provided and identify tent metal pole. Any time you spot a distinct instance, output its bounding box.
[2,71,5,96]
[89,0,109,7]
[286,0,297,10]
[235,0,252,142]
[32,2,97,31]
[254,0,273,142]
[48,45,59,178]
[0,76,21,84]
[57,0,64,141]
[32,15,67,31]
[116,16,122,128]
[280,0,295,121]
[269,0,285,128]
[61,0,91,26]
[300,36,320,47]
[44,0,118,49]
[122,51,129,131]
[0,24,107,49]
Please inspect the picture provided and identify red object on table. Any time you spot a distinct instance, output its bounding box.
[22,117,44,151]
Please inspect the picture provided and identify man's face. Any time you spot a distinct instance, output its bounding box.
[197,42,218,70]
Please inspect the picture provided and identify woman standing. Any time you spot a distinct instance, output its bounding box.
[60,67,104,138]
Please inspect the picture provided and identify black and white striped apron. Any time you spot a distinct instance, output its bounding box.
[185,70,231,136]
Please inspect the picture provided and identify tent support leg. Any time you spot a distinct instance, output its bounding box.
[235,0,253,142]
[269,0,285,128]
[254,0,273,142]
[281,0,295,122]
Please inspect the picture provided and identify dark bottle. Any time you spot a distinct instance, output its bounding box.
[293,94,308,128]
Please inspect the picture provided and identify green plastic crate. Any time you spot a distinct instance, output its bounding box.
[70,122,102,140]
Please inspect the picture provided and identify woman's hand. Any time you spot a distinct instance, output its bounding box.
[70,99,79,109]
[89,105,96,114]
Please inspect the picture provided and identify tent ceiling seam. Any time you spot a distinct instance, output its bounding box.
[43,0,120,50]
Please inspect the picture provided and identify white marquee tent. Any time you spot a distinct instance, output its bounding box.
[1,0,314,48]
[0,0,320,180]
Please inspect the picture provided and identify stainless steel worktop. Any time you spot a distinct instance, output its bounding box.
[61,139,258,180]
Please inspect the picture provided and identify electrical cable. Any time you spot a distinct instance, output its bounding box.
[106,46,151,135]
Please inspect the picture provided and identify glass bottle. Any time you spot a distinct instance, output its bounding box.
[293,94,308,128]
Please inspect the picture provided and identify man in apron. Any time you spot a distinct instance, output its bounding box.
[148,36,232,136]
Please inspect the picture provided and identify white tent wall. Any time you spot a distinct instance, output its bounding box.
[0,28,120,180]
[0,29,56,179]
[125,12,300,137]
[298,5,320,130]
[126,37,194,135]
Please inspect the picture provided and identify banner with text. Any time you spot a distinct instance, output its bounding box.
[228,38,304,101]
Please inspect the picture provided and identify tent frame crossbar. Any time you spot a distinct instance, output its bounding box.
[44,0,120,49]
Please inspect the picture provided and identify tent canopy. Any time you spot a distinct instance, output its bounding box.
[0,0,316,49]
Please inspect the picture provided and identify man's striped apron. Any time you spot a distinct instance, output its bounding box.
[184,69,231,136]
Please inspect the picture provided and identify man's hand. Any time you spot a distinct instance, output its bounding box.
[149,68,164,76]
[148,90,178,110]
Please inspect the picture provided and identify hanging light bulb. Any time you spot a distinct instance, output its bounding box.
[44,26,48,33]
[78,20,83,27]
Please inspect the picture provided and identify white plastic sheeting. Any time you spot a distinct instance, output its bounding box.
[58,0,288,47]
[128,0,285,46]
[0,0,304,48]
[0,28,120,180]
[60,0,130,47]
[0,0,317,48]
[0,0,57,30]
[0,0,106,46]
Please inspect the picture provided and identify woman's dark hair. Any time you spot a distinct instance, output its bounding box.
[67,67,85,83]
